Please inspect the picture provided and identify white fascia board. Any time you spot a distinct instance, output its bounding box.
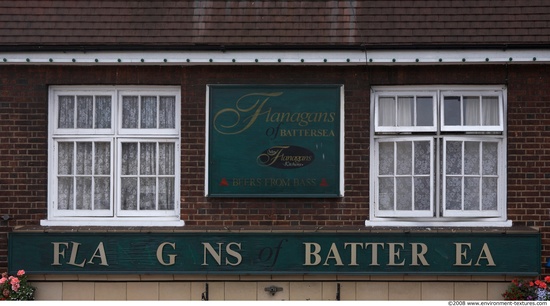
[0,50,364,65]
[1,49,550,65]
[366,49,546,64]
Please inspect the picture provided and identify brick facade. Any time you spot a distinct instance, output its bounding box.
[1,63,549,275]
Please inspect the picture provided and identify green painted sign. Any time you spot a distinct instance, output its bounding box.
[8,232,540,275]
[207,85,343,197]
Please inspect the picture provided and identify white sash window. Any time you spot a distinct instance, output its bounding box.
[370,86,507,226]
[44,86,183,227]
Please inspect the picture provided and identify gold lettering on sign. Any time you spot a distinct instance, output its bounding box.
[410,243,429,266]
[225,242,243,266]
[202,242,223,265]
[213,92,282,135]
[475,243,496,266]
[157,242,177,266]
[365,243,385,266]
[213,92,336,135]
[88,242,108,266]
[343,242,363,266]
[51,242,69,266]
[323,243,344,266]
[303,242,430,267]
[454,242,495,267]
[279,129,335,137]
[68,242,86,267]
[454,243,473,266]
[387,243,405,266]
[303,242,322,266]
[202,242,242,266]
[51,241,108,267]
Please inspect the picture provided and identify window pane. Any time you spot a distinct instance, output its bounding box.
[414,141,430,175]
[464,141,480,175]
[58,177,73,210]
[397,97,413,126]
[482,177,498,210]
[159,143,175,175]
[482,96,499,126]
[58,96,75,128]
[121,177,137,210]
[396,142,412,175]
[58,142,74,175]
[446,177,462,210]
[76,142,93,175]
[379,142,394,175]
[482,142,498,175]
[446,141,462,175]
[122,96,139,128]
[94,177,110,210]
[140,143,156,175]
[414,177,430,210]
[95,96,112,129]
[159,177,175,210]
[378,97,396,126]
[77,96,93,129]
[94,142,110,175]
[464,177,480,210]
[121,143,138,175]
[76,177,92,210]
[463,96,480,126]
[396,177,412,210]
[159,96,176,129]
[416,97,433,126]
[378,177,394,210]
[444,96,461,126]
[141,96,157,129]
[140,177,156,210]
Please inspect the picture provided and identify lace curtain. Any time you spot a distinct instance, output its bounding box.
[122,95,176,129]
[378,140,431,212]
[58,95,111,129]
[57,141,111,210]
[445,140,498,211]
[57,142,74,210]
[54,90,178,216]
[378,139,497,213]
[159,143,175,210]
[121,142,175,211]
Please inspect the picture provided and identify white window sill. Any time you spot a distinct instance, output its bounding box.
[40,218,185,227]
[365,219,512,228]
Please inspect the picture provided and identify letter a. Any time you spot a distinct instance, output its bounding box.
[475,243,496,266]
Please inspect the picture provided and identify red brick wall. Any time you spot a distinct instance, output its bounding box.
[0,64,549,272]
[506,65,550,274]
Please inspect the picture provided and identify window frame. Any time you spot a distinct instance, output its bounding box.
[374,91,438,133]
[373,136,435,218]
[441,136,505,218]
[43,85,184,227]
[440,90,505,132]
[368,85,510,227]
[52,138,115,217]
